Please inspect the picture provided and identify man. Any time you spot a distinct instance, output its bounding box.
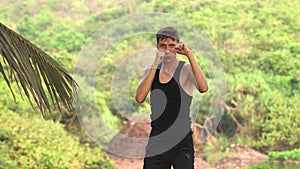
[135,26,208,169]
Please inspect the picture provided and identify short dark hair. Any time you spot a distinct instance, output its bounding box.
[156,26,180,44]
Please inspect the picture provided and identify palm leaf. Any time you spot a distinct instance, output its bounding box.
[0,22,78,117]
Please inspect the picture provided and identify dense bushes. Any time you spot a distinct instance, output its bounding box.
[269,148,300,161]
[220,71,300,151]
[184,0,300,153]
[0,111,116,169]
[247,149,300,169]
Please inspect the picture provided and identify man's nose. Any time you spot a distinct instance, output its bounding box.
[165,49,170,53]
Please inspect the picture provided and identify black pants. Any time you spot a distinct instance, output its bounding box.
[143,132,194,169]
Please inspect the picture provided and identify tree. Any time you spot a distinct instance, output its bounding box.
[0,22,78,117]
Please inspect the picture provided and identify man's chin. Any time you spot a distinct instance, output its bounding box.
[164,55,176,62]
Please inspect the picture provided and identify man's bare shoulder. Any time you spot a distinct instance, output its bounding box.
[180,62,192,80]
[182,62,192,72]
[145,64,153,71]
[142,64,154,75]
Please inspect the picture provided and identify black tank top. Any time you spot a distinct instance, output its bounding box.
[150,61,193,137]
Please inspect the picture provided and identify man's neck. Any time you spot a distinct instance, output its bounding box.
[161,59,179,75]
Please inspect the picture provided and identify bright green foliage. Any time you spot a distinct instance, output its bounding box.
[180,0,300,152]
[0,77,34,114]
[268,148,300,160]
[247,149,300,169]
[221,70,300,151]
[18,14,86,54]
[248,163,297,169]
[255,93,300,150]
[0,111,116,169]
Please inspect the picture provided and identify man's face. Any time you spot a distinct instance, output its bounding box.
[157,38,178,63]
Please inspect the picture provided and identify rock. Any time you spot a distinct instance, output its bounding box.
[107,115,151,158]
[212,144,267,169]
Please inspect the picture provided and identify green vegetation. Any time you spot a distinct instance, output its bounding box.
[248,163,297,169]
[247,149,300,169]
[0,111,116,169]
[268,148,300,161]
[0,0,299,168]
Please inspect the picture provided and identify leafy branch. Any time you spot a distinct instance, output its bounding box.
[0,22,78,117]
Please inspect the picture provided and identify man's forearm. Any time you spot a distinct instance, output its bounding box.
[186,51,208,93]
[135,65,157,103]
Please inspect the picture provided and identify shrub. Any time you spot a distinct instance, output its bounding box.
[0,111,116,169]
[248,149,300,169]
[268,148,300,161]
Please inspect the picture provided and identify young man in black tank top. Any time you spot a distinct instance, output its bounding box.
[136,27,208,169]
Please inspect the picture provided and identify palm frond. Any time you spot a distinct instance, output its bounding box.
[0,22,78,117]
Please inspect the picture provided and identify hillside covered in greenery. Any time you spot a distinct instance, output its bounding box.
[0,0,299,168]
